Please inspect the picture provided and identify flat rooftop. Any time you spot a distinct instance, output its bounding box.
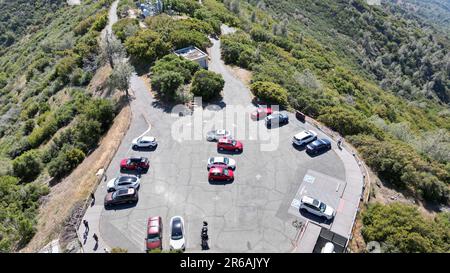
[174,46,208,61]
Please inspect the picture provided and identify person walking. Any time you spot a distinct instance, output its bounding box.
[90,192,95,206]
[83,220,89,233]
[93,233,98,243]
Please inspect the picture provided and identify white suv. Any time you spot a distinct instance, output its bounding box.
[293,130,317,146]
[132,136,157,149]
[299,196,335,220]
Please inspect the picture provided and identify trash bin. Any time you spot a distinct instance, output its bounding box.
[296,111,305,123]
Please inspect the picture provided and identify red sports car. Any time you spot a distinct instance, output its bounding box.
[208,166,234,182]
[251,107,273,120]
[217,138,243,153]
[120,157,149,172]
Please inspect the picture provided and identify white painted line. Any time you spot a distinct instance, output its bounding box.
[336,182,340,192]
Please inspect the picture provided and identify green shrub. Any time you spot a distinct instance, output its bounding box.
[0,176,49,252]
[250,81,289,106]
[163,0,201,16]
[318,106,378,136]
[362,203,449,252]
[112,18,139,42]
[48,146,85,179]
[12,150,42,182]
[348,134,449,204]
[151,54,200,83]
[190,70,224,100]
[125,29,170,64]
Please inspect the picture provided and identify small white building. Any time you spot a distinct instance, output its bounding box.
[174,46,209,69]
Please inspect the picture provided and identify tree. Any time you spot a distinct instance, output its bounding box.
[102,31,126,69]
[12,150,42,182]
[190,70,225,100]
[124,29,170,64]
[109,60,134,97]
[151,71,184,99]
[250,81,289,106]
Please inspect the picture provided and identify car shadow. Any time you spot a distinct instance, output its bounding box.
[292,143,306,151]
[266,122,289,129]
[132,145,158,152]
[120,169,149,175]
[208,178,234,185]
[217,149,243,155]
[299,208,333,225]
[104,202,138,211]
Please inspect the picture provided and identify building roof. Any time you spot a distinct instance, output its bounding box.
[174,46,208,61]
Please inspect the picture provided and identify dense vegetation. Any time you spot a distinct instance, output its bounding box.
[216,0,449,205]
[0,0,115,252]
[0,0,66,51]
[362,202,449,253]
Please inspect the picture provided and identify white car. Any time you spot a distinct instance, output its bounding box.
[299,196,335,220]
[207,157,236,170]
[132,136,157,149]
[292,130,318,146]
[169,216,185,251]
[206,129,231,141]
[106,175,140,192]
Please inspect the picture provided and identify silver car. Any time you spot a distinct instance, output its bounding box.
[106,175,141,192]
[206,129,231,141]
[207,156,236,170]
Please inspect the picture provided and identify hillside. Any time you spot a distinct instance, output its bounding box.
[0,0,118,252]
[0,0,448,253]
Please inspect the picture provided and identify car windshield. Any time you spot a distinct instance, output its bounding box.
[231,140,236,146]
[147,233,160,242]
[223,158,229,164]
[223,169,229,176]
[319,202,327,212]
[171,221,183,240]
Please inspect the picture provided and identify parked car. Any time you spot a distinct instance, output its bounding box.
[207,156,236,170]
[146,216,163,252]
[206,129,231,141]
[169,216,185,251]
[120,157,149,172]
[251,107,273,120]
[299,196,335,220]
[217,138,243,153]
[104,188,139,208]
[132,136,157,149]
[265,112,289,128]
[321,242,335,253]
[292,130,318,146]
[306,139,331,154]
[208,166,234,182]
[106,175,140,192]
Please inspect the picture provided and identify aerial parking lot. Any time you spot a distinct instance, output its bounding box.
[79,34,363,253]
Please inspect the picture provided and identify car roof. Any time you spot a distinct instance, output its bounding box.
[295,130,317,139]
[117,188,135,196]
[210,167,224,173]
[141,136,155,141]
[147,217,161,233]
[218,138,232,144]
[320,138,331,144]
[212,157,225,162]
[118,176,137,182]
[216,129,226,134]
[301,195,319,205]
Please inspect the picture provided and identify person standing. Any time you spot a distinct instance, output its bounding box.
[93,233,98,243]
[90,192,95,206]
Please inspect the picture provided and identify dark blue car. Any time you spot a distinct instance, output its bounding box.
[306,138,331,154]
[265,113,289,128]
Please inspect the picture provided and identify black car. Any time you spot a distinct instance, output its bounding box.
[265,113,289,128]
[306,138,332,154]
[104,188,139,208]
